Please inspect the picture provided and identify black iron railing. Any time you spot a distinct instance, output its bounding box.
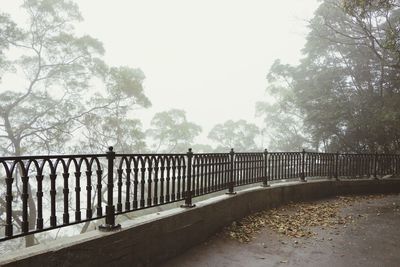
[0,147,399,241]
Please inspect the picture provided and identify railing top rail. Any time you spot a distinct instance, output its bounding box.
[0,154,107,161]
[194,152,230,156]
[339,153,399,156]
[2,151,399,160]
[115,153,186,157]
[269,151,302,154]
[235,152,264,155]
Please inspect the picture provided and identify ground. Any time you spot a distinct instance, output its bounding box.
[162,194,400,267]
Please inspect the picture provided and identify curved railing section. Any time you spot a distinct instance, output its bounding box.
[113,153,187,215]
[0,148,399,241]
[0,154,106,241]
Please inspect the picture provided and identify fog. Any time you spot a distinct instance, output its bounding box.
[0,0,319,148]
[3,0,398,155]
[77,0,318,144]
[2,0,400,254]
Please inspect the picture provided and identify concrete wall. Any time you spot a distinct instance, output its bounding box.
[1,178,400,267]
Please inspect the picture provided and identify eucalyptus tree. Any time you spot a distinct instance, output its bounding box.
[147,109,202,153]
[208,120,260,152]
[0,0,151,156]
[256,101,310,152]
[76,67,150,154]
[258,0,400,153]
[0,0,150,247]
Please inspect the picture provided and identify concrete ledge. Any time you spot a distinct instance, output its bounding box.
[2,178,400,267]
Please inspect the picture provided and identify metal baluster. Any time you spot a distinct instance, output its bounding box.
[125,166,131,210]
[86,168,93,219]
[211,155,215,191]
[195,157,200,195]
[36,171,44,230]
[274,153,278,180]
[21,165,29,233]
[277,153,281,180]
[133,160,139,209]
[140,157,146,207]
[335,152,339,180]
[62,166,70,224]
[96,169,103,216]
[117,167,123,212]
[166,158,171,202]
[283,153,287,179]
[160,158,165,204]
[300,149,306,182]
[176,158,181,199]
[75,169,82,221]
[147,158,153,206]
[182,158,187,198]
[218,155,222,189]
[200,156,205,195]
[153,158,159,205]
[50,170,57,227]
[4,164,13,237]
[171,158,176,201]
[206,156,211,192]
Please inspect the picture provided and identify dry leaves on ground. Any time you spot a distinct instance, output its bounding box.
[222,194,387,243]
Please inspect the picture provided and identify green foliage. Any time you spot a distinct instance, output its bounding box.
[0,0,150,155]
[208,120,260,152]
[147,109,202,153]
[259,0,400,153]
[256,102,309,152]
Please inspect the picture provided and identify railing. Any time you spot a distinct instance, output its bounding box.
[0,148,399,241]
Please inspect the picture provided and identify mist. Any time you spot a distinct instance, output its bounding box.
[0,0,319,154]
[2,0,400,155]
[1,0,400,258]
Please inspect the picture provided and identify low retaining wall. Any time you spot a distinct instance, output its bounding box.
[2,178,400,267]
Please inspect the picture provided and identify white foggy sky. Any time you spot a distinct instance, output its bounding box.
[1,0,320,145]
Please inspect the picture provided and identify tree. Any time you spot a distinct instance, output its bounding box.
[76,67,150,154]
[0,0,150,247]
[0,0,150,156]
[259,0,400,153]
[208,120,260,152]
[256,101,309,151]
[147,109,202,153]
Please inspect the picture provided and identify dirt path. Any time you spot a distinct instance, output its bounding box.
[162,194,400,267]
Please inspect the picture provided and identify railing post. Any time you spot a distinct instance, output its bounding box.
[226,148,237,194]
[373,152,378,179]
[181,148,195,208]
[335,151,340,181]
[300,149,307,182]
[99,146,121,232]
[262,149,270,187]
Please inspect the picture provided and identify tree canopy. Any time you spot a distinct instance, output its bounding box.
[0,0,150,156]
[147,109,202,153]
[208,120,260,152]
[258,0,400,153]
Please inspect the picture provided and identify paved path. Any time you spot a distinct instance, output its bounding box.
[162,194,400,267]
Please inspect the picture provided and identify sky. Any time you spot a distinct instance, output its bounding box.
[1,0,320,145]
